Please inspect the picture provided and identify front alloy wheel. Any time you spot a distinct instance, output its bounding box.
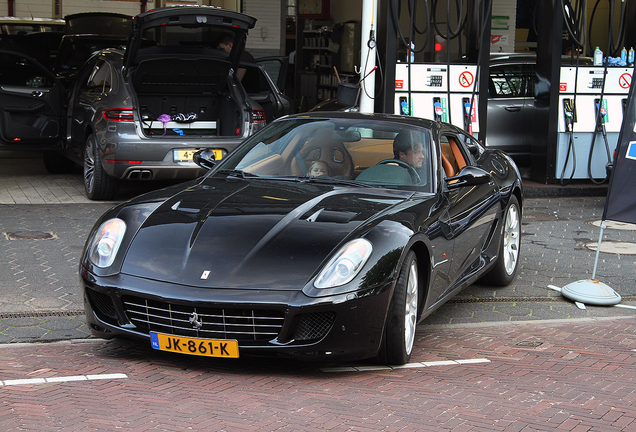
[377,251,419,365]
[483,195,521,286]
[502,201,521,276]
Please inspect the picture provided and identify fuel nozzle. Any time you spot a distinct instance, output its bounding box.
[563,99,575,132]
[594,98,607,130]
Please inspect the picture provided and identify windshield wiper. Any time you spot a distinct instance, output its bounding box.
[218,169,257,178]
[297,176,373,188]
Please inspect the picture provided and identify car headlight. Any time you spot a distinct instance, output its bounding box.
[88,218,126,268]
[314,239,373,288]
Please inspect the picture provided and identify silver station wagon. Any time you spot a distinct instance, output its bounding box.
[0,6,290,199]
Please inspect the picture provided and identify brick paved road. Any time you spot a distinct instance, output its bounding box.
[1,317,636,431]
[3,150,636,431]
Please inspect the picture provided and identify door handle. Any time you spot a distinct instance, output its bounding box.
[504,106,521,112]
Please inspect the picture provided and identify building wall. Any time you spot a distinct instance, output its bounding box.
[330,0,361,24]
[491,0,516,53]
[242,0,283,57]
[0,0,149,18]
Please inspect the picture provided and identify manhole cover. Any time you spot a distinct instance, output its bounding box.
[585,241,636,255]
[5,231,56,240]
[589,220,636,231]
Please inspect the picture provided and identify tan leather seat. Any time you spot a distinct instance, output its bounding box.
[441,152,454,177]
[291,139,354,179]
[440,138,467,178]
[449,138,467,170]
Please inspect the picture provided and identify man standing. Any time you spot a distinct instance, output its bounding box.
[217,33,254,81]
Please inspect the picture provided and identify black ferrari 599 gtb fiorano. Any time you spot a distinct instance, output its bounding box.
[81,112,522,365]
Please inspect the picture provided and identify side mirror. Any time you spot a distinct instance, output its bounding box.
[446,166,492,189]
[193,149,218,170]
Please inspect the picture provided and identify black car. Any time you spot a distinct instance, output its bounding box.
[81,112,522,365]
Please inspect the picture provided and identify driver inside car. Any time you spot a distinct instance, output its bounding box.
[391,130,428,185]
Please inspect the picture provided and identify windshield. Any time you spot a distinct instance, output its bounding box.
[217,117,433,191]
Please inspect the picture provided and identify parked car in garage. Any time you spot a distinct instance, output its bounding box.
[486,53,593,166]
[0,16,65,35]
[0,6,291,200]
[81,111,523,365]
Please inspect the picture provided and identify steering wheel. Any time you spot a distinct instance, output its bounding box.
[378,159,421,184]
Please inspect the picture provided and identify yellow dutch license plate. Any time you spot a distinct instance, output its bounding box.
[174,149,223,162]
[150,332,239,358]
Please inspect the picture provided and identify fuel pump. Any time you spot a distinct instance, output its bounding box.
[390,0,487,137]
[555,0,632,182]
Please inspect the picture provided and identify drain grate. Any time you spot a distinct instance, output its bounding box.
[516,341,543,347]
[0,310,84,319]
[450,296,560,303]
[5,231,56,240]
[450,295,636,304]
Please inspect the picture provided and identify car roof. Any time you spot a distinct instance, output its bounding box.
[281,111,440,129]
[490,52,594,66]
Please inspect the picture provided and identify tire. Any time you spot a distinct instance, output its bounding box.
[84,134,118,201]
[43,151,76,174]
[377,251,419,365]
[482,195,521,286]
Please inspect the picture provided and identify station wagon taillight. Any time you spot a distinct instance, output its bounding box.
[251,109,266,123]
[104,108,134,122]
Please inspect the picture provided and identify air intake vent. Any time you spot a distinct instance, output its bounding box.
[293,312,336,341]
[86,288,118,322]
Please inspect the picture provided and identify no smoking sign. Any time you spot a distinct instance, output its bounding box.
[459,71,474,88]
[619,73,631,89]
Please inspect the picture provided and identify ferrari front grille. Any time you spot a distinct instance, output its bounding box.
[122,296,285,341]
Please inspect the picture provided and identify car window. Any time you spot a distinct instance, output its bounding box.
[489,65,524,98]
[0,19,65,35]
[440,133,470,177]
[456,132,485,161]
[241,66,270,94]
[86,59,111,94]
[141,26,230,51]
[225,118,433,191]
[64,14,132,38]
[0,52,53,87]
[256,59,285,90]
[523,64,536,97]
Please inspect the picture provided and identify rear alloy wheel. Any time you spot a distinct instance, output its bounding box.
[377,251,419,365]
[84,134,118,201]
[483,195,521,286]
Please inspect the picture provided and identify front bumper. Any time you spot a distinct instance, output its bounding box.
[81,269,393,362]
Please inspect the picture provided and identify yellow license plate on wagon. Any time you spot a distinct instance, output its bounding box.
[150,332,239,358]
[173,149,223,162]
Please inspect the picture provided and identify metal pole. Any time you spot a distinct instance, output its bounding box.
[359,0,378,113]
[591,221,606,280]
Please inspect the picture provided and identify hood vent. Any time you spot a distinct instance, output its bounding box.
[304,208,358,224]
